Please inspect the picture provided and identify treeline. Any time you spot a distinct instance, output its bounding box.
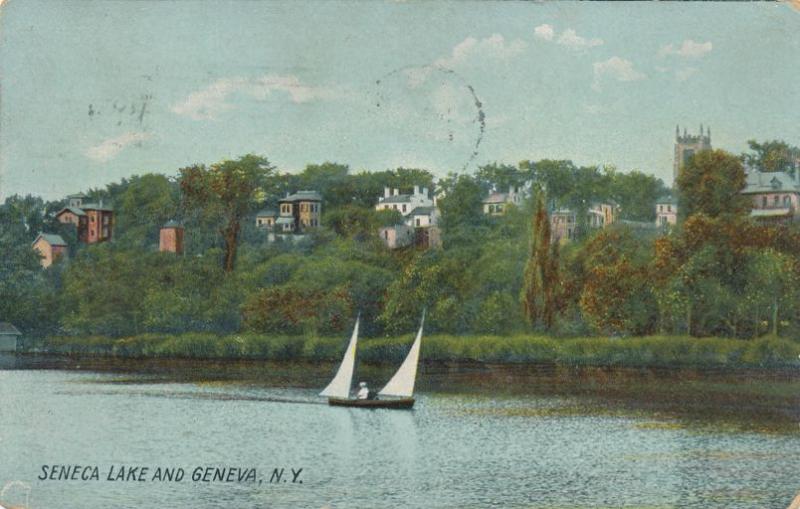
[2,142,799,342]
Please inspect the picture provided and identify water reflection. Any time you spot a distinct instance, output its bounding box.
[1,356,799,508]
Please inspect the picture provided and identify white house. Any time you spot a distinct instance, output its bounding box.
[655,197,678,226]
[375,186,433,216]
[376,186,441,249]
[482,185,528,215]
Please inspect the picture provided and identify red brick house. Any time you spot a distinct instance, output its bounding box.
[56,200,113,244]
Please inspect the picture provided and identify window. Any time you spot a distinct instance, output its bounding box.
[402,204,407,213]
[103,215,109,225]
[762,196,768,207]
[785,196,791,206]
[91,215,96,223]
[416,218,420,226]
[384,230,388,240]
[667,205,671,212]
[774,195,780,205]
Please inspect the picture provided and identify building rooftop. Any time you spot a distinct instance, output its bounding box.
[0,322,21,335]
[67,192,88,199]
[743,170,800,194]
[656,195,679,205]
[408,206,436,216]
[482,192,508,204]
[378,194,413,204]
[81,202,114,211]
[56,206,86,217]
[256,209,278,217]
[32,233,67,246]
[276,216,295,225]
[280,191,322,202]
[162,220,183,228]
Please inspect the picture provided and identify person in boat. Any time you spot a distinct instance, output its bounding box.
[357,382,372,400]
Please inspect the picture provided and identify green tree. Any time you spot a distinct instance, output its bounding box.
[179,154,275,272]
[677,149,750,220]
[743,139,800,175]
[115,174,179,247]
[745,249,799,336]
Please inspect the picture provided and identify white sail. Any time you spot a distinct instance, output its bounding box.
[378,314,424,398]
[319,318,359,398]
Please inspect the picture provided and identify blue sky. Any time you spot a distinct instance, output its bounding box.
[1,1,798,200]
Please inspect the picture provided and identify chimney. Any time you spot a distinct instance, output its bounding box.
[384,187,390,198]
[393,188,399,196]
[414,185,420,196]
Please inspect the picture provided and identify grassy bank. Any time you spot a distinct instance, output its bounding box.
[26,333,800,368]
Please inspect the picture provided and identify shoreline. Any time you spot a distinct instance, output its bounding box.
[15,333,800,369]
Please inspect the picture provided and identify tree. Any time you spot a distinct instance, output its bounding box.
[745,249,799,336]
[743,139,800,175]
[115,174,179,247]
[677,149,750,220]
[475,163,527,193]
[179,155,275,272]
[520,194,559,329]
[608,170,668,222]
[578,227,657,335]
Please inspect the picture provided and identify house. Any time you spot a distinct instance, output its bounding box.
[32,233,68,268]
[550,202,618,243]
[0,322,21,352]
[55,200,113,244]
[482,185,529,215]
[742,168,800,222]
[407,206,438,228]
[159,220,184,254]
[255,209,277,229]
[376,187,442,250]
[655,197,678,227]
[276,191,322,233]
[375,186,433,216]
[379,224,414,249]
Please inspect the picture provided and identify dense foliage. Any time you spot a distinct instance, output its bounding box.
[2,143,799,349]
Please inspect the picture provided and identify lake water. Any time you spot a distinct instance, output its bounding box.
[1,355,799,509]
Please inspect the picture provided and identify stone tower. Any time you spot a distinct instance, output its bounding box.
[673,124,712,187]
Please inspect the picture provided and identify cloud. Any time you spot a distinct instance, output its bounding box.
[434,34,527,69]
[534,25,603,50]
[403,34,526,88]
[85,132,151,162]
[675,67,698,82]
[659,39,713,58]
[171,75,334,120]
[534,24,555,41]
[557,29,604,50]
[592,56,646,90]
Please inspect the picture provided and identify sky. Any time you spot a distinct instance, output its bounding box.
[0,1,798,201]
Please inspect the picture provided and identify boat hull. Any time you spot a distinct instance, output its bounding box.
[328,397,415,409]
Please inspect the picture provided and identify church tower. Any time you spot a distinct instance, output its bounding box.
[673,124,712,187]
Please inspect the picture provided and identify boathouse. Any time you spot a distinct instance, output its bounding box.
[0,322,22,352]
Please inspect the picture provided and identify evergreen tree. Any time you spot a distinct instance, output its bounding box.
[521,194,559,329]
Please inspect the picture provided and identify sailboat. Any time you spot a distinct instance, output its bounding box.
[320,313,424,409]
